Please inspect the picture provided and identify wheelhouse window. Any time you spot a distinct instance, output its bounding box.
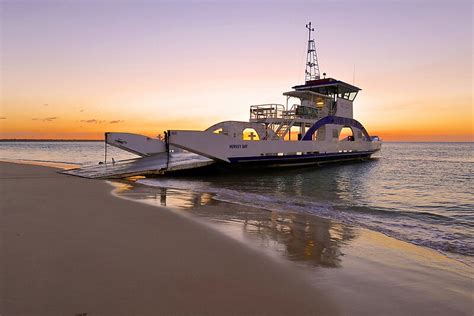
[348,92,358,101]
[337,91,358,101]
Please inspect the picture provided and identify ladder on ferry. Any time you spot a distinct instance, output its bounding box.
[272,119,295,140]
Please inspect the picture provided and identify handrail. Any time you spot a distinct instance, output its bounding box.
[250,103,326,120]
[250,104,285,120]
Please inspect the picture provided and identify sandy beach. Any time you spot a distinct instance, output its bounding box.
[1,161,473,316]
[1,162,337,315]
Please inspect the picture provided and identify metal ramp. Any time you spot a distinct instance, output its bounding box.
[60,152,215,179]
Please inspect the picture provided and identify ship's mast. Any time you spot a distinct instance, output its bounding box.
[305,22,320,83]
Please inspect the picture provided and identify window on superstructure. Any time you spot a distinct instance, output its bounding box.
[242,128,260,141]
[339,127,354,141]
[337,93,346,100]
[348,92,358,101]
[337,91,358,101]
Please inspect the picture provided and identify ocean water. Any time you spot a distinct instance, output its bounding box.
[1,141,473,263]
[0,141,138,165]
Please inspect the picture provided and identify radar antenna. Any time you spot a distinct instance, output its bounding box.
[305,22,320,82]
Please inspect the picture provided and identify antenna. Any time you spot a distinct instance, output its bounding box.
[305,22,320,83]
[353,64,356,84]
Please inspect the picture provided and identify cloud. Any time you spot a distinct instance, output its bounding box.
[79,119,124,124]
[79,109,84,112]
[32,117,57,122]
[0,117,6,120]
[80,119,105,124]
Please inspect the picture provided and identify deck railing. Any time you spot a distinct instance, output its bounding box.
[250,104,285,120]
[250,104,325,120]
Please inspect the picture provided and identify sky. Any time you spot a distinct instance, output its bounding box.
[0,0,472,141]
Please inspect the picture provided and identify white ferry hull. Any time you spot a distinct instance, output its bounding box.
[168,130,381,164]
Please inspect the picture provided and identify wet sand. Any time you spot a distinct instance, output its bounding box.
[1,161,473,315]
[116,181,474,315]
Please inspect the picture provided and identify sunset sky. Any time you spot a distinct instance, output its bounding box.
[1,0,472,141]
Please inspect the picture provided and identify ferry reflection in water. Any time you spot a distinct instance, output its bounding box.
[112,180,358,268]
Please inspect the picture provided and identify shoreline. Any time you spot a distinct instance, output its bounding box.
[115,184,473,315]
[117,174,474,267]
[0,158,80,170]
[115,177,474,268]
[2,161,473,315]
[5,157,472,266]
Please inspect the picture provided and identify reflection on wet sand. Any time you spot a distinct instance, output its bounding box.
[113,180,358,268]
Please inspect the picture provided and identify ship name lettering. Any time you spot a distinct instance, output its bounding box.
[229,144,247,149]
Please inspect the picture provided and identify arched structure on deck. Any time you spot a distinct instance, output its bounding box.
[205,121,274,140]
[302,116,370,141]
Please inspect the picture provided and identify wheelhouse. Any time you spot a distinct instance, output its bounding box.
[293,77,360,102]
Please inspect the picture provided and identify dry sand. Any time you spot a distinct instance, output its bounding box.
[0,162,337,316]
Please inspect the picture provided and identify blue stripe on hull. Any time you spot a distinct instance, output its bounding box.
[228,150,375,164]
[162,151,376,175]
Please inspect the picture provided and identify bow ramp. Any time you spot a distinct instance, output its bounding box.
[60,152,214,179]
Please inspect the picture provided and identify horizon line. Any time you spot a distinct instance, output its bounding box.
[0,139,472,143]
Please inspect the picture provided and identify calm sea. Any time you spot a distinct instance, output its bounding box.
[1,141,473,262]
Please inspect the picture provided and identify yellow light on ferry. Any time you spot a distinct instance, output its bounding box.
[242,128,260,140]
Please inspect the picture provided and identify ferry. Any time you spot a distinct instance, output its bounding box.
[64,23,381,179]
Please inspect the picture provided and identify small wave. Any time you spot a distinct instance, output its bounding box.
[338,204,453,222]
[136,178,474,260]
